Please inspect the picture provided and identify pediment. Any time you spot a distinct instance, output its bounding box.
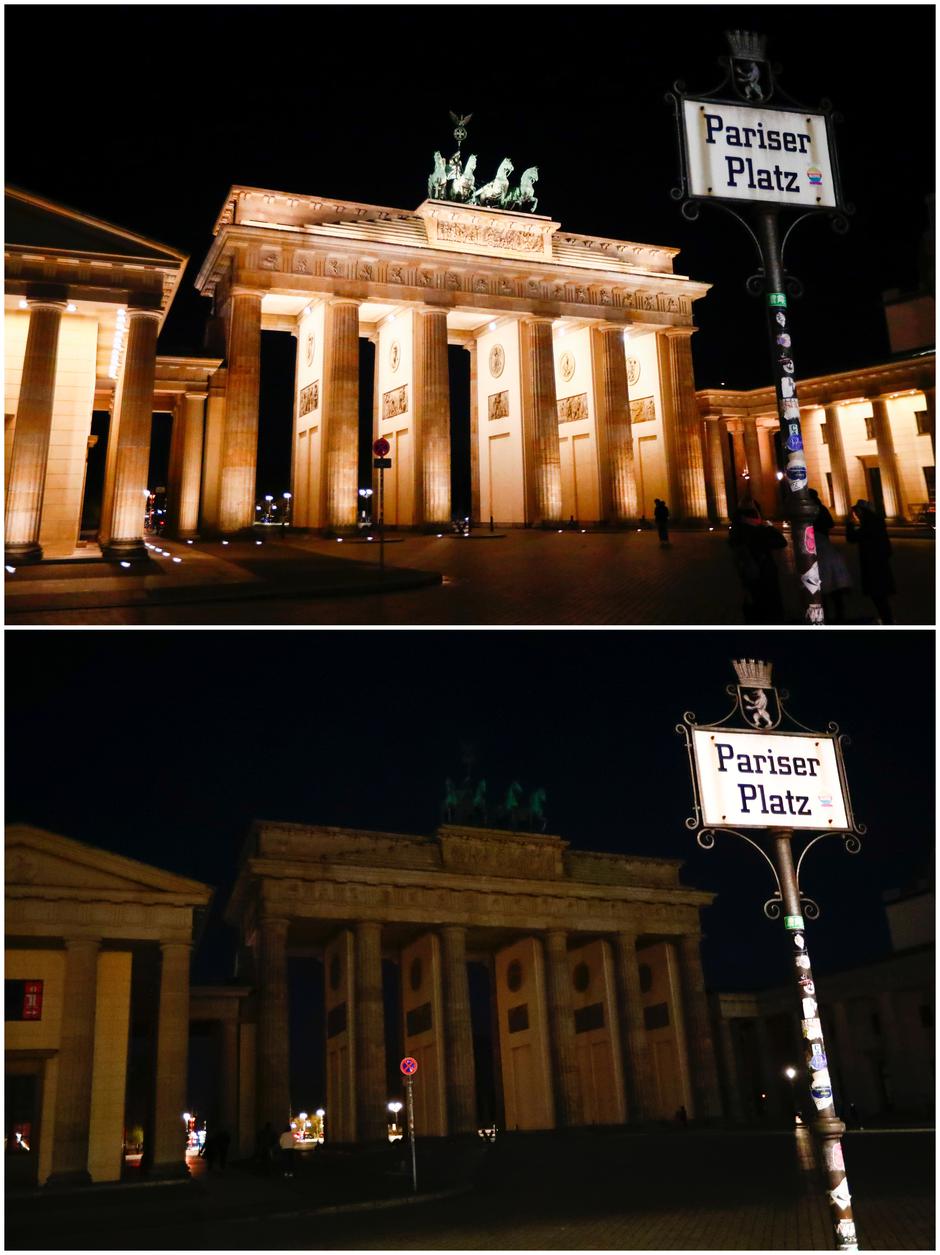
[5,187,186,266]
[5,824,210,901]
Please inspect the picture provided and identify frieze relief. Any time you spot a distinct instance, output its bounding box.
[436,219,545,254]
[299,381,319,417]
[260,251,280,270]
[488,391,509,421]
[383,384,408,420]
[630,396,656,424]
[557,393,589,424]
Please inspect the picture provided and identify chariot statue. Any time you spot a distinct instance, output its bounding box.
[472,158,514,208]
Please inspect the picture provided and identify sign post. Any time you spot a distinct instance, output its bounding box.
[668,32,850,625]
[373,439,391,573]
[400,1055,418,1192]
[678,658,864,1253]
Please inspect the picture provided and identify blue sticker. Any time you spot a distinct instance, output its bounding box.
[810,1046,828,1070]
[811,1085,832,1100]
[786,432,804,452]
[787,466,808,483]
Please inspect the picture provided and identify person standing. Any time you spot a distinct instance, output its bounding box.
[808,488,852,622]
[728,503,788,623]
[653,498,671,546]
[846,499,895,623]
[279,1125,296,1178]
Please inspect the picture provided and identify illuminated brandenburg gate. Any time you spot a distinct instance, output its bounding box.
[225,821,723,1141]
[195,186,713,531]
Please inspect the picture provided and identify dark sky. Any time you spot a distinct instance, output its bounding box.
[5,630,933,992]
[5,2,934,397]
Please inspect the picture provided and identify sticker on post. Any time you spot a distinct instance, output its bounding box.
[801,562,822,594]
[795,953,811,970]
[776,332,792,348]
[786,431,804,453]
[811,1068,831,1089]
[803,525,816,555]
[775,310,787,328]
[811,1084,833,1110]
[808,603,825,624]
[824,1140,845,1172]
[809,1044,826,1070]
[829,1177,852,1209]
[781,377,796,399]
[779,358,795,375]
[769,293,787,308]
[783,399,800,419]
[787,467,808,492]
[799,977,816,996]
[802,997,818,1018]
[793,932,805,949]
[836,1219,857,1242]
[802,1017,822,1040]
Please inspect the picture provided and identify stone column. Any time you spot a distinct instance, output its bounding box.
[101,306,161,560]
[256,917,291,1131]
[705,418,730,523]
[5,298,66,563]
[657,329,709,521]
[719,418,738,514]
[220,1017,240,1141]
[822,402,851,518]
[543,930,583,1127]
[354,920,387,1143]
[520,318,562,525]
[717,1015,746,1122]
[323,298,361,531]
[465,342,481,524]
[730,425,748,506]
[440,926,477,1135]
[175,393,207,538]
[612,932,654,1120]
[597,324,638,521]
[414,307,451,527]
[870,395,906,521]
[165,400,186,534]
[920,387,935,456]
[876,991,903,1112]
[676,935,722,1119]
[218,289,262,534]
[48,937,101,1183]
[753,1015,775,1115]
[151,942,193,1176]
[741,415,764,506]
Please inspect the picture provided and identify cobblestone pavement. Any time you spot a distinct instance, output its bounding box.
[6,1129,933,1250]
[8,529,933,626]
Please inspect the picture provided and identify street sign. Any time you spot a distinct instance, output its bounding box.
[373,457,392,469]
[690,727,851,832]
[400,1056,418,1076]
[373,438,390,457]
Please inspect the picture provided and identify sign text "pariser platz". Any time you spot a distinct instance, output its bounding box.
[691,729,850,831]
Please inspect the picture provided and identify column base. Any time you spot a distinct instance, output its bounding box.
[5,542,43,565]
[101,538,149,563]
[147,1159,191,1181]
[45,1169,93,1187]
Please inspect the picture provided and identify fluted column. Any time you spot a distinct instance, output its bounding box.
[870,396,906,521]
[597,324,638,521]
[741,415,764,507]
[256,918,291,1131]
[822,402,851,518]
[920,387,935,455]
[354,920,387,1143]
[717,1016,746,1122]
[324,299,361,531]
[175,393,207,538]
[441,926,477,1134]
[705,418,730,523]
[466,343,481,524]
[520,318,562,524]
[48,937,101,1183]
[220,1017,240,1140]
[612,932,654,1120]
[676,935,722,1119]
[218,289,262,534]
[657,329,708,521]
[151,942,193,1176]
[543,930,583,1127]
[415,307,451,527]
[101,306,161,560]
[5,298,66,562]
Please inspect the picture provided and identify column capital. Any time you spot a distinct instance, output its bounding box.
[598,321,628,335]
[230,285,265,301]
[258,915,290,933]
[416,303,448,317]
[184,389,209,403]
[159,939,193,956]
[127,305,162,322]
[328,296,362,310]
[659,325,697,340]
[521,314,555,328]
[63,934,102,952]
[543,928,569,952]
[25,282,68,305]
[26,297,67,313]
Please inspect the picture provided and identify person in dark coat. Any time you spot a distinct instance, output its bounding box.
[728,504,788,623]
[846,499,895,623]
[653,499,670,545]
[808,488,852,622]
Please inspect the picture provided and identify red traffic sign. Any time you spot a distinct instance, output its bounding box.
[400,1056,418,1076]
[373,438,390,457]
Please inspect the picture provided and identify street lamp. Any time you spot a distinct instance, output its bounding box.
[388,1100,403,1141]
[315,1108,325,1143]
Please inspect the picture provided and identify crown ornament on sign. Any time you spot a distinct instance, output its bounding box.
[725,30,768,62]
[732,658,774,688]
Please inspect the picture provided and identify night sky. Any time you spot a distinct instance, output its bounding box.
[6,630,933,993]
[4,4,935,498]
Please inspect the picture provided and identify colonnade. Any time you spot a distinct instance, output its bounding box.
[245,917,721,1141]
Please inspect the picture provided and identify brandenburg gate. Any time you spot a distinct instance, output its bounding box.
[225,818,723,1141]
[195,145,713,533]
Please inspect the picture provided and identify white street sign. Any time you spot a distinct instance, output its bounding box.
[682,98,837,209]
[691,728,850,831]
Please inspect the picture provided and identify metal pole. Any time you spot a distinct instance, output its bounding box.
[772,830,857,1251]
[754,209,825,625]
[405,1077,417,1193]
[379,466,385,573]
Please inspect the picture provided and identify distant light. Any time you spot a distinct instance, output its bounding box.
[776,471,784,481]
[221,540,229,545]
[143,489,151,497]
[186,539,193,544]
[18,299,27,309]
[265,495,273,502]
[66,303,77,313]
[172,556,182,563]
[298,1112,307,1122]
[557,529,563,533]
[182,1113,191,1123]
[256,506,261,511]
[580,529,586,533]
[436,533,442,538]
[315,1109,325,1118]
[255,540,263,545]
[367,537,373,542]
[120,561,131,568]
[5,565,16,574]
[709,526,714,531]
[785,1067,797,1080]
[636,528,641,533]
[488,322,496,332]
[388,1101,402,1114]
[336,538,343,543]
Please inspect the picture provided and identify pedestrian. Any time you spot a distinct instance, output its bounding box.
[807,488,852,622]
[199,1130,218,1171]
[279,1124,296,1177]
[675,1105,688,1128]
[846,499,895,623]
[728,503,788,623]
[216,1128,230,1171]
[653,498,671,546]
[255,1120,277,1172]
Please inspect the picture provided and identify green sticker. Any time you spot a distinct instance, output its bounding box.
[785,914,804,930]
[768,293,788,308]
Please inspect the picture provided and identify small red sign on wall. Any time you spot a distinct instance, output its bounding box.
[22,981,43,1020]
